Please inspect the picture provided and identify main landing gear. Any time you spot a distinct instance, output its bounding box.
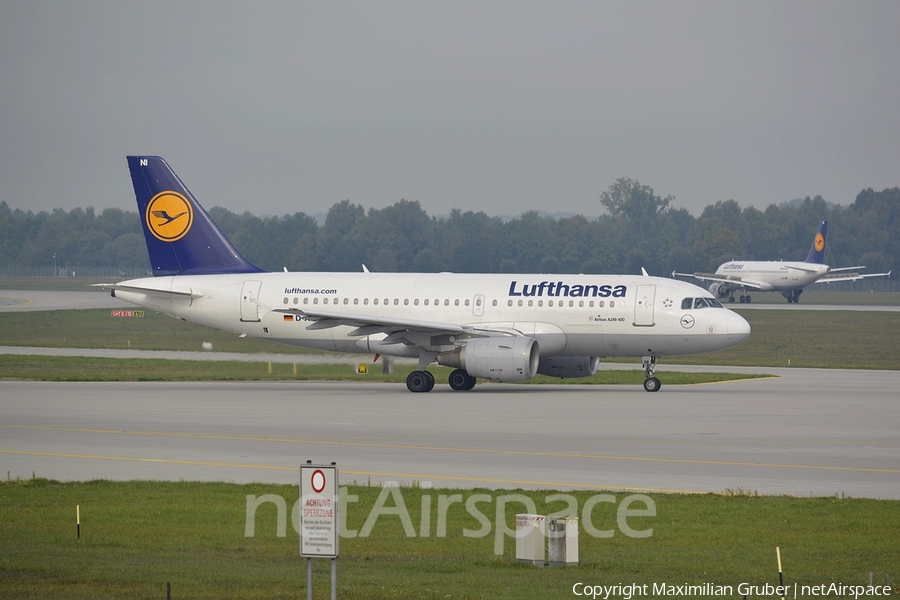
[448,369,477,391]
[782,289,802,304]
[406,370,435,393]
[642,354,661,393]
[406,369,478,392]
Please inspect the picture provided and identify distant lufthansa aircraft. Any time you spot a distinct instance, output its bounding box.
[100,156,750,392]
[674,221,891,303]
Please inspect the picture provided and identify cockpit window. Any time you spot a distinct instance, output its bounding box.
[683,297,725,309]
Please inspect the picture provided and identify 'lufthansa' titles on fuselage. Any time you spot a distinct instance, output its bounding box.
[508,281,627,298]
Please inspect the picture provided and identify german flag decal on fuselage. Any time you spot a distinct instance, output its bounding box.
[146,191,194,242]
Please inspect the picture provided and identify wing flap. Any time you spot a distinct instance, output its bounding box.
[272,308,466,336]
[682,273,767,290]
[816,270,891,284]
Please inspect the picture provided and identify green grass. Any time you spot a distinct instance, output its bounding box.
[0,308,313,354]
[2,277,898,305]
[0,355,760,385]
[1,479,897,599]
[676,309,900,369]
[4,306,900,376]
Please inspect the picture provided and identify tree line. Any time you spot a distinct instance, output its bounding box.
[1,179,898,277]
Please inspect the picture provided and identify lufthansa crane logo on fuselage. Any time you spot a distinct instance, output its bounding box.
[814,232,825,252]
[146,191,193,242]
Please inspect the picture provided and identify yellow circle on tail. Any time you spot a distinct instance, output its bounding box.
[814,232,825,252]
[146,191,194,242]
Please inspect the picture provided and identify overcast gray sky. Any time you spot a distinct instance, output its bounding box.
[1,1,898,220]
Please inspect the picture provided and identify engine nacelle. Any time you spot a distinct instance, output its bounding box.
[537,356,599,379]
[438,336,539,382]
[708,282,732,298]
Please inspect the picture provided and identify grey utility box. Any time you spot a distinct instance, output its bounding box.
[515,514,546,566]
[548,516,579,567]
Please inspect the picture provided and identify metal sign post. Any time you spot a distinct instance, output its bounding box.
[300,461,339,600]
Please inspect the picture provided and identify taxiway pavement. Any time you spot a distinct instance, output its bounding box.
[2,371,897,498]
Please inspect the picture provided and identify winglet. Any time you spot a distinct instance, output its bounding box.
[804,220,828,264]
[127,156,264,276]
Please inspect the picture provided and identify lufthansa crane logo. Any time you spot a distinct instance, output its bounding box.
[814,232,825,252]
[146,191,193,242]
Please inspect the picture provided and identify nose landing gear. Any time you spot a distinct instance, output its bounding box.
[642,354,661,392]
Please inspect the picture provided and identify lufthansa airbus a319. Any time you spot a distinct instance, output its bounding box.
[674,220,891,304]
[101,156,751,393]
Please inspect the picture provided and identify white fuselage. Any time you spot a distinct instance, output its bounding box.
[112,272,750,359]
[715,261,830,292]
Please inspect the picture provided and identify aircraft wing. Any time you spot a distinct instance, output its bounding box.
[93,283,205,300]
[815,270,891,284]
[272,308,518,341]
[672,272,768,291]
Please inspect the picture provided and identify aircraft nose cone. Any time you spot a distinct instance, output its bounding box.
[727,312,751,343]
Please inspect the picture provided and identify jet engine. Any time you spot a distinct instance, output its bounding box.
[438,336,539,382]
[708,282,731,299]
[537,356,599,379]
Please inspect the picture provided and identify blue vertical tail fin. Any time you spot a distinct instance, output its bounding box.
[804,220,827,264]
[127,156,264,276]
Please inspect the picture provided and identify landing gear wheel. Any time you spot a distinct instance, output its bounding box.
[448,369,476,391]
[643,377,661,393]
[406,370,435,393]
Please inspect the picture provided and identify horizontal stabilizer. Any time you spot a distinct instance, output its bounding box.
[93,282,205,299]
